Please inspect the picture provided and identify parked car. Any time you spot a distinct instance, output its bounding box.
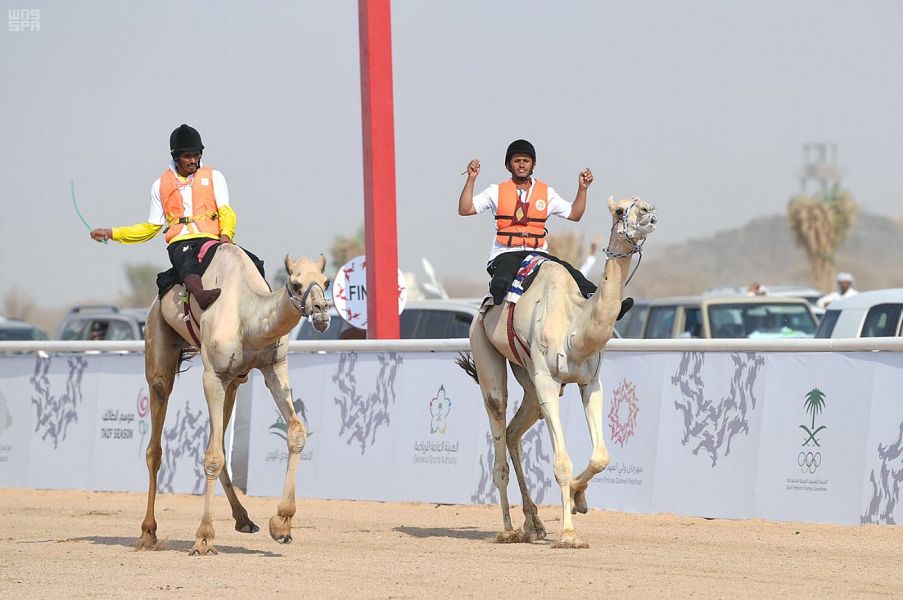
[0,316,49,341]
[620,296,818,339]
[294,299,482,341]
[815,289,903,338]
[55,305,148,341]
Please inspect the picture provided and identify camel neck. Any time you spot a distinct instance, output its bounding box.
[569,253,631,362]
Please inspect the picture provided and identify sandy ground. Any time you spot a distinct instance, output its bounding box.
[0,488,901,599]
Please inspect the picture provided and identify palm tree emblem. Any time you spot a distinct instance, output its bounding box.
[799,388,827,446]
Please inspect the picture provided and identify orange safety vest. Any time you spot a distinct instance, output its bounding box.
[160,166,221,243]
[495,179,549,248]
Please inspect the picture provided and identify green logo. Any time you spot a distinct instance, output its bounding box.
[800,387,827,446]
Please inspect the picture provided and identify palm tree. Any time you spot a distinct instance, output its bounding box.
[803,387,826,429]
[787,186,857,291]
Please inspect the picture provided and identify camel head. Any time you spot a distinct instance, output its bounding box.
[607,196,657,249]
[284,254,331,332]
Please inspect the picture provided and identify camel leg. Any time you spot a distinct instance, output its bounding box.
[534,373,587,549]
[508,365,545,541]
[137,302,182,550]
[218,378,259,534]
[190,370,229,556]
[570,379,610,515]
[470,320,517,542]
[261,361,306,544]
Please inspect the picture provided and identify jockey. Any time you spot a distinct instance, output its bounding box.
[90,124,261,309]
[458,139,632,318]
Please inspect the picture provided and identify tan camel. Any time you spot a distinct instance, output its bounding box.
[465,196,656,548]
[137,244,330,555]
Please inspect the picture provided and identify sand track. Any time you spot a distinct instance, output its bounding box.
[1,488,901,598]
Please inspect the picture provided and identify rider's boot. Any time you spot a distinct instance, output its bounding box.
[184,274,221,310]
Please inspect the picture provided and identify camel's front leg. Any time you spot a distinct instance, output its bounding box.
[218,378,259,534]
[261,361,306,544]
[190,370,228,556]
[570,379,610,515]
[535,374,587,549]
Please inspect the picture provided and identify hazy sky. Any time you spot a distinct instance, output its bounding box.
[1,0,901,308]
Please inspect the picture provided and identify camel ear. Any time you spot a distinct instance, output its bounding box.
[607,195,617,213]
[318,254,327,273]
[284,254,295,274]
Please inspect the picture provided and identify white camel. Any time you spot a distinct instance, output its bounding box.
[463,196,657,548]
[137,244,330,555]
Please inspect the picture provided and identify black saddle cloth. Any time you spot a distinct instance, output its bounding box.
[486,250,596,305]
[156,242,267,298]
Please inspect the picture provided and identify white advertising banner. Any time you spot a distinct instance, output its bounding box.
[0,356,35,488]
[6,347,903,527]
[754,353,873,524]
[26,354,99,489]
[579,352,670,514]
[652,352,766,519]
[0,353,217,495]
[860,353,903,525]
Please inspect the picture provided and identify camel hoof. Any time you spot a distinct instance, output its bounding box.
[552,530,589,549]
[495,529,527,543]
[269,515,293,544]
[236,520,260,534]
[572,489,589,515]
[188,541,218,556]
[135,533,159,551]
[525,522,547,541]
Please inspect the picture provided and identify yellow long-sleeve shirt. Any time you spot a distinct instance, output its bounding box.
[112,204,237,244]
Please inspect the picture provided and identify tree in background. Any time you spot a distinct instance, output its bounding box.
[787,186,857,291]
[546,230,586,268]
[330,226,365,271]
[121,263,160,308]
[1,287,34,321]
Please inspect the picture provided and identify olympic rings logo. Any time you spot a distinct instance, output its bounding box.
[798,451,822,474]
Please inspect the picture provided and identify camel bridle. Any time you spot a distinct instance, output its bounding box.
[286,281,325,318]
[603,198,650,285]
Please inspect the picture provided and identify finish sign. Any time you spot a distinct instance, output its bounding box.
[331,255,407,330]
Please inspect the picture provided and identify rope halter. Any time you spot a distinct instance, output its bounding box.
[602,198,648,286]
[286,281,325,319]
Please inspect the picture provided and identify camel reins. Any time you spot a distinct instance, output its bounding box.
[286,282,325,318]
[603,198,647,286]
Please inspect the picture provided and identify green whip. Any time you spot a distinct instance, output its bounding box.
[71,179,107,244]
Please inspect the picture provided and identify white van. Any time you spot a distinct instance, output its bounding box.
[814,289,903,338]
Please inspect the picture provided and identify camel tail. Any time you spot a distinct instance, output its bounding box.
[456,352,479,384]
[177,347,199,373]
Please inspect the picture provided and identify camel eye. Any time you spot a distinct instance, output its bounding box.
[615,208,624,217]
[293,283,302,294]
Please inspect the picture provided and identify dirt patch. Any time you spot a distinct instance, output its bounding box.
[0,488,900,598]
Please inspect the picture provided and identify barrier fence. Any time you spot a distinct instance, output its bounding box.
[1,339,902,526]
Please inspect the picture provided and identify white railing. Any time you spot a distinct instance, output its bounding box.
[3,337,903,354]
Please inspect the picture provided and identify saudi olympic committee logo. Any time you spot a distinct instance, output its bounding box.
[608,378,639,447]
[798,387,827,473]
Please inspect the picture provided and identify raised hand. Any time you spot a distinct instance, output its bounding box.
[578,168,594,189]
[90,228,112,242]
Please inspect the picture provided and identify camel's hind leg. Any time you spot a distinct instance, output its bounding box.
[218,377,259,534]
[190,369,229,556]
[470,319,517,542]
[260,360,306,544]
[508,365,546,541]
[137,301,182,550]
[570,379,610,515]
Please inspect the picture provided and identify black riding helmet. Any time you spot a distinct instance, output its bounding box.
[504,139,536,165]
[170,124,204,158]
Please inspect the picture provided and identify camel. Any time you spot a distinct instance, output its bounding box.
[137,243,330,555]
[463,196,656,548]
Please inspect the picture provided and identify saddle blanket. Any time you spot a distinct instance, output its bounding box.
[480,253,548,313]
